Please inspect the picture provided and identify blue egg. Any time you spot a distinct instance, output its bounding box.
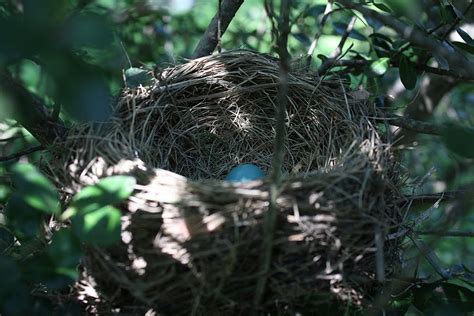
[225,163,266,183]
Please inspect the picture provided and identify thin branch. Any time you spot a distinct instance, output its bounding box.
[403,191,467,204]
[0,145,45,162]
[51,102,61,122]
[408,232,452,279]
[0,70,66,146]
[374,224,385,282]
[415,230,474,238]
[192,0,245,58]
[379,113,445,135]
[264,0,278,44]
[389,3,471,62]
[337,0,474,77]
[318,16,356,75]
[412,63,474,81]
[217,0,222,53]
[306,0,334,67]
[320,56,474,80]
[441,2,474,40]
[254,0,290,310]
[0,135,25,142]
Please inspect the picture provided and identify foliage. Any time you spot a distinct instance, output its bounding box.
[0,163,134,315]
[0,0,473,314]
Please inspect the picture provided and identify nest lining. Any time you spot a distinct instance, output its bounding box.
[44,50,404,314]
[53,50,385,187]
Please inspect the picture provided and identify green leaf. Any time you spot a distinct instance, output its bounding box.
[399,55,418,90]
[432,52,449,70]
[333,22,367,41]
[373,2,392,12]
[72,205,121,246]
[369,33,393,44]
[439,5,457,23]
[22,254,75,290]
[63,13,114,49]
[456,27,473,45]
[47,229,82,271]
[124,67,153,88]
[412,283,438,311]
[0,256,21,297]
[317,54,328,61]
[5,193,43,239]
[382,0,410,16]
[292,33,311,46]
[369,57,390,76]
[11,163,59,215]
[0,226,15,252]
[451,42,474,55]
[441,283,474,304]
[70,175,136,215]
[365,15,383,30]
[442,124,474,158]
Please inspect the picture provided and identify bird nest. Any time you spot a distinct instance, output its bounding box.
[47,50,404,314]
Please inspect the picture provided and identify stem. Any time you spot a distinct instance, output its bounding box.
[253,0,290,310]
[192,0,245,58]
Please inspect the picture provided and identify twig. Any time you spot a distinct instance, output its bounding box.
[192,0,245,58]
[217,0,222,53]
[306,0,334,67]
[337,0,474,77]
[374,224,385,282]
[387,198,442,241]
[378,113,445,135]
[325,57,474,81]
[0,145,45,162]
[51,102,61,122]
[318,16,356,75]
[415,230,474,238]
[441,2,474,40]
[0,135,25,142]
[264,0,278,44]
[253,0,290,311]
[388,3,471,62]
[407,232,452,279]
[403,191,467,204]
[0,70,66,146]
[411,63,474,81]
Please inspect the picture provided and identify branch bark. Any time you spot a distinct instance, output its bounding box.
[379,113,445,135]
[254,0,290,310]
[0,70,66,146]
[0,145,45,162]
[415,230,474,238]
[192,0,245,59]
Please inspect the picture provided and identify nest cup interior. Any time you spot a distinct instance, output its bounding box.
[103,49,380,181]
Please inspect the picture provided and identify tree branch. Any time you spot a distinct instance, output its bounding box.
[0,145,45,162]
[254,0,290,310]
[306,0,334,67]
[321,57,474,81]
[318,16,356,75]
[0,70,66,146]
[337,1,474,77]
[403,191,467,204]
[379,113,444,135]
[192,0,245,58]
[440,2,473,40]
[415,230,474,238]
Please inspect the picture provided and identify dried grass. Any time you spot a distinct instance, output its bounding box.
[47,50,404,314]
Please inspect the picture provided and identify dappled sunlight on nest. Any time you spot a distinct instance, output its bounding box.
[44,50,405,314]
